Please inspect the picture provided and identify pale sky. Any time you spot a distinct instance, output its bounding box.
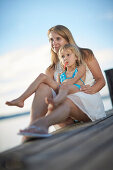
[0,0,113,54]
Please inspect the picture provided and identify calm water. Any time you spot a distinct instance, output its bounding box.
[0,114,55,153]
[0,96,112,153]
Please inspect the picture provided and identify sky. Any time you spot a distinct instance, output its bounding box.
[0,0,113,53]
[0,0,113,115]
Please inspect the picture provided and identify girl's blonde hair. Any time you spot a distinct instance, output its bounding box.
[47,25,93,69]
[58,44,83,69]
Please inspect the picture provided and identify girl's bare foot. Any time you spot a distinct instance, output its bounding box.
[45,97,54,113]
[5,98,24,108]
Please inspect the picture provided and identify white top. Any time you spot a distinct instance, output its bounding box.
[53,62,106,121]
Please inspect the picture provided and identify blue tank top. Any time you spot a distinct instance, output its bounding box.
[60,68,85,89]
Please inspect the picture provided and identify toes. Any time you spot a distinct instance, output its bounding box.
[48,103,54,110]
[45,97,53,105]
[45,97,48,104]
[5,101,12,106]
[45,97,55,113]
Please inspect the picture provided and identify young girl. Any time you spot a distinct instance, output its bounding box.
[5,44,85,109]
[47,44,86,108]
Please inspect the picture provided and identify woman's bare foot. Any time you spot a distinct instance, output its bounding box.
[19,125,48,134]
[5,98,24,108]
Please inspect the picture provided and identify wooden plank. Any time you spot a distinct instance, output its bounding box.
[0,110,113,170]
[22,115,113,170]
[0,114,110,158]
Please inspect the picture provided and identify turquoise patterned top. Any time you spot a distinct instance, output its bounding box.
[60,68,85,89]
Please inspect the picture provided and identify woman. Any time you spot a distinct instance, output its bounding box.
[19,25,106,137]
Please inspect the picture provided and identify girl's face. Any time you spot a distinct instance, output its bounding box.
[48,31,68,54]
[60,49,77,67]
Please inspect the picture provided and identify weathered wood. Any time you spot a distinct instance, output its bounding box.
[105,69,113,106]
[0,110,113,170]
[22,115,113,170]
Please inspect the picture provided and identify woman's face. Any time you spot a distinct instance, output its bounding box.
[48,31,68,54]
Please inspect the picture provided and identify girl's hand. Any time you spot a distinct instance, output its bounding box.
[80,85,95,94]
[62,79,72,85]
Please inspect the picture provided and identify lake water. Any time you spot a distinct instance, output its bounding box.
[0,96,112,153]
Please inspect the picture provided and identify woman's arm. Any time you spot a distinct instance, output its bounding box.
[44,67,60,92]
[45,67,55,79]
[81,56,105,94]
[57,73,61,84]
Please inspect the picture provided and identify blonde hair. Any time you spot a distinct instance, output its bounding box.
[47,25,94,69]
[58,44,83,70]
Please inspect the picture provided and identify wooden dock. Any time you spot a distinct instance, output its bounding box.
[0,109,113,170]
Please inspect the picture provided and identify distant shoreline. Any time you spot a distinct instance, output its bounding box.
[0,111,30,120]
[0,95,111,121]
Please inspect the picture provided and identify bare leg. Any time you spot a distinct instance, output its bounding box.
[20,99,70,134]
[47,84,79,108]
[21,83,54,142]
[5,73,58,108]
[29,83,54,124]
[20,98,90,135]
[45,84,80,129]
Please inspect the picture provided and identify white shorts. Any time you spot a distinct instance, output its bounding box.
[51,88,57,98]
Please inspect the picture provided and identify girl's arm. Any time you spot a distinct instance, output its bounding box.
[62,64,86,85]
[81,56,105,94]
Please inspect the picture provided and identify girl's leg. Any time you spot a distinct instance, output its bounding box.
[5,73,58,108]
[20,98,90,135]
[48,84,79,107]
[45,84,79,119]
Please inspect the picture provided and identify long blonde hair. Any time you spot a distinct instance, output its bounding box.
[47,25,93,69]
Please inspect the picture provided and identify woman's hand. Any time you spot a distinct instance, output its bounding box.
[80,85,95,94]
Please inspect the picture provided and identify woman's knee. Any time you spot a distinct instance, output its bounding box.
[38,73,47,82]
[36,82,52,96]
[38,82,51,91]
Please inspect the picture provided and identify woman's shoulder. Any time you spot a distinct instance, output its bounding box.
[77,64,86,71]
[80,48,94,62]
[81,48,93,55]
[46,64,55,71]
